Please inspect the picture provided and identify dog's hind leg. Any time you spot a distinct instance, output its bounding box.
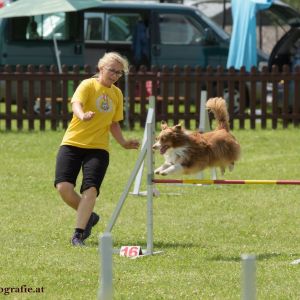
[159,163,184,176]
[220,166,225,176]
[228,162,234,172]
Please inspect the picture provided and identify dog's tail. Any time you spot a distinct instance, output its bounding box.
[206,97,230,131]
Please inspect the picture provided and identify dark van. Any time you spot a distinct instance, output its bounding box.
[0,2,234,69]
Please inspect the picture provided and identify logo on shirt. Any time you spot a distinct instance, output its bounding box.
[96,94,113,113]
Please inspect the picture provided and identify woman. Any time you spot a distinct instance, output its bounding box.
[54,52,139,246]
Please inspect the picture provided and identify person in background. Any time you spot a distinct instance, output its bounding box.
[132,15,150,67]
[54,52,139,246]
[27,20,40,40]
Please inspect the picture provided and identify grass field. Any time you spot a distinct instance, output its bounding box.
[0,125,300,299]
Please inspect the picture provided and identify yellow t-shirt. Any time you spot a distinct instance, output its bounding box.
[61,78,123,151]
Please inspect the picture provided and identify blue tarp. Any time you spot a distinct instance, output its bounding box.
[227,0,273,71]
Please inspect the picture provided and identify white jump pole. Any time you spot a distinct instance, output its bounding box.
[241,254,256,300]
[146,119,154,254]
[199,91,208,132]
[132,96,155,195]
[144,108,162,256]
[105,144,147,233]
[198,93,217,180]
[98,233,113,300]
[105,105,154,231]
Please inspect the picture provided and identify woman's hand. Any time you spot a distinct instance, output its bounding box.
[72,101,95,121]
[122,139,140,149]
[110,122,140,150]
[82,111,95,121]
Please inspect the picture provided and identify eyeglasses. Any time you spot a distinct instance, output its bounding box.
[105,67,124,77]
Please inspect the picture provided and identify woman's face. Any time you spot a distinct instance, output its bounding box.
[99,61,124,87]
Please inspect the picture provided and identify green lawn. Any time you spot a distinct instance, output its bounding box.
[0,126,300,299]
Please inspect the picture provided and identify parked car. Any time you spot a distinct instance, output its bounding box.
[0,2,237,69]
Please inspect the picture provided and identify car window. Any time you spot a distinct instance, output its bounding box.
[10,13,78,41]
[84,12,104,41]
[158,13,206,45]
[107,13,140,42]
[194,9,230,40]
[268,5,300,27]
[37,13,66,40]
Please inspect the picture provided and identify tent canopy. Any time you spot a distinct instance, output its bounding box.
[0,0,103,18]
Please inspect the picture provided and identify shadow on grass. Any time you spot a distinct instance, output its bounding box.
[88,238,201,249]
[208,252,300,262]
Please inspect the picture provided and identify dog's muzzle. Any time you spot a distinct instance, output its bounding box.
[153,141,169,155]
[159,145,169,155]
[152,141,160,150]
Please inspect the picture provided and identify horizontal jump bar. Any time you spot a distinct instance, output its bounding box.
[153,179,300,185]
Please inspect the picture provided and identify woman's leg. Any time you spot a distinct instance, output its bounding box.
[56,181,81,210]
[76,186,97,229]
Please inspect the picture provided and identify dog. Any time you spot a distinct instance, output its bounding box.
[152,97,240,176]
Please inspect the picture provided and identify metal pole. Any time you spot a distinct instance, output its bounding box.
[132,96,156,195]
[98,233,113,300]
[145,97,156,254]
[198,93,217,180]
[53,36,62,74]
[50,16,62,74]
[199,92,207,132]
[105,145,147,233]
[146,122,154,254]
[241,254,256,300]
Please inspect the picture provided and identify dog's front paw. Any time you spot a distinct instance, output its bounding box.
[159,171,168,176]
[154,168,161,174]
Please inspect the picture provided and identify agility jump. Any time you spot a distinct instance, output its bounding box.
[104,96,300,256]
[105,96,157,256]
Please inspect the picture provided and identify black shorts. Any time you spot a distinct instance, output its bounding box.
[54,145,109,196]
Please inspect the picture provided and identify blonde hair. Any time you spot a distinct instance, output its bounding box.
[98,52,129,74]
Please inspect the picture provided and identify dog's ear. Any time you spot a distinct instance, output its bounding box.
[174,123,182,131]
[161,121,168,130]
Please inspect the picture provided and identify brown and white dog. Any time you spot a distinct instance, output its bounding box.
[152,97,240,176]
